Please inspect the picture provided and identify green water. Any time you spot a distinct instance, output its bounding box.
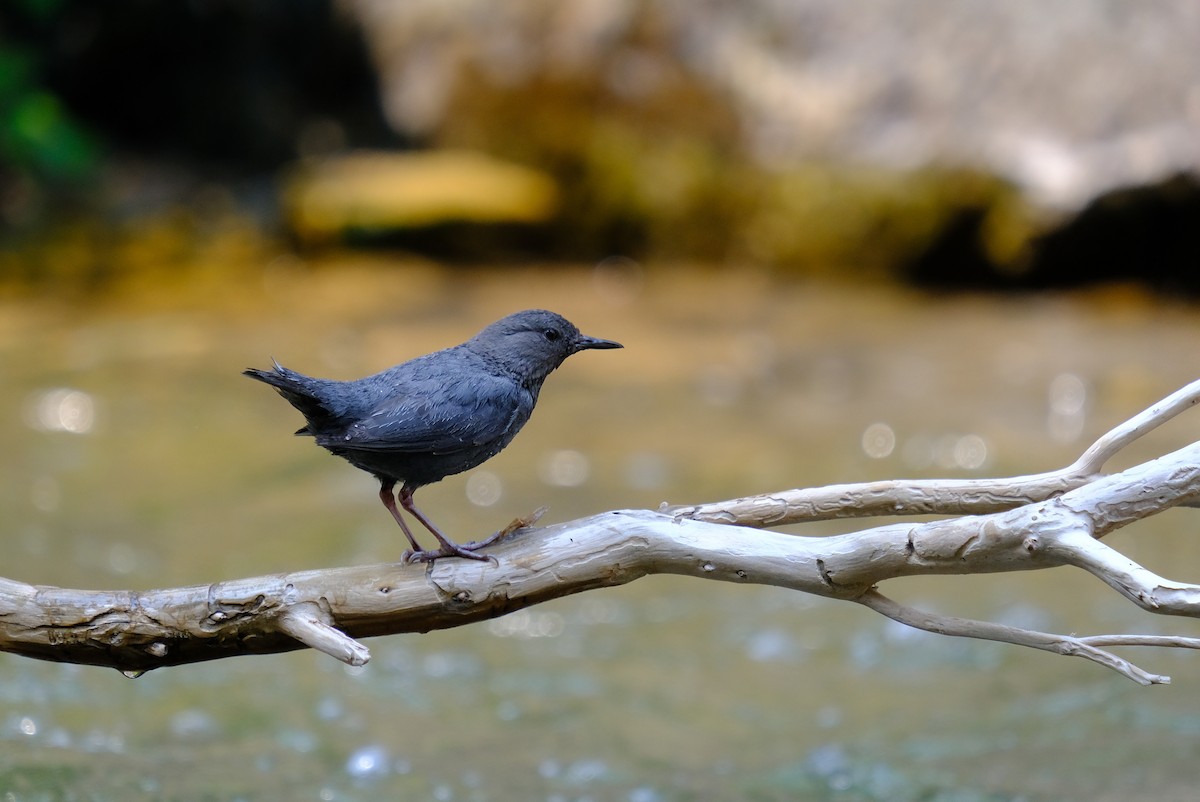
[3,260,1200,800]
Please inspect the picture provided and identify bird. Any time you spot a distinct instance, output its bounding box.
[244,309,622,563]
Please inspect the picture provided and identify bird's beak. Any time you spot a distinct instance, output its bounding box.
[574,335,623,352]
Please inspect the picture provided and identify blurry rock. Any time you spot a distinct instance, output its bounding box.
[1030,173,1200,294]
[283,149,558,251]
[344,1,1200,211]
[336,1,1200,286]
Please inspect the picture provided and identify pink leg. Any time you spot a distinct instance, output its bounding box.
[378,481,424,553]
[396,485,491,563]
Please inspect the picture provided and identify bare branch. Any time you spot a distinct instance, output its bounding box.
[1046,529,1200,615]
[1070,377,1200,472]
[666,378,1200,528]
[856,589,1170,686]
[3,380,1200,683]
[276,602,371,667]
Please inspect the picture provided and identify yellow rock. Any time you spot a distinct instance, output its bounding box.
[284,149,559,242]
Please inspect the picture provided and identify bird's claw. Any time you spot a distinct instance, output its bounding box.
[511,505,549,531]
[401,544,493,565]
[458,506,549,551]
[399,507,548,565]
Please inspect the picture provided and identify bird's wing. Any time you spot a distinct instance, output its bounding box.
[327,373,526,455]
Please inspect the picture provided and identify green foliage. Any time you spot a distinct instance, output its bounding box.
[0,3,100,184]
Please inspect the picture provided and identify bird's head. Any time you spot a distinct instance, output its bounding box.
[469,309,622,383]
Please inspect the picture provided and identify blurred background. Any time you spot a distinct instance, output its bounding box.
[3,1,1200,800]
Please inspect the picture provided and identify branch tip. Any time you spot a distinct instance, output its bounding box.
[276,605,370,667]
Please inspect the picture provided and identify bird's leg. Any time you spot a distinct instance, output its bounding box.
[378,481,424,554]
[397,485,492,564]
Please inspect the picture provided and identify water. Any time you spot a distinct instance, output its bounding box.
[3,261,1200,800]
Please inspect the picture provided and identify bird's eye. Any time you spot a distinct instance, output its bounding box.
[543,328,562,342]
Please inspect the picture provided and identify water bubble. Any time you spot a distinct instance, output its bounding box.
[1049,372,1087,414]
[953,434,989,470]
[345,744,390,780]
[315,696,344,721]
[18,717,37,736]
[860,422,896,459]
[806,743,849,779]
[465,471,502,507]
[564,758,609,784]
[745,629,798,662]
[25,388,96,434]
[578,598,624,625]
[341,662,368,679]
[170,709,218,739]
[1049,373,1088,443]
[1049,410,1084,443]
[539,449,590,487]
[487,610,565,639]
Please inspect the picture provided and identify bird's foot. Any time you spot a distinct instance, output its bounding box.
[401,507,549,564]
[401,540,496,565]
[459,506,549,551]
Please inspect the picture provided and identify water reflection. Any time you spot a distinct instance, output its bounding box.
[487,610,566,639]
[24,387,96,434]
[345,743,391,780]
[465,470,503,506]
[743,627,804,663]
[860,421,896,458]
[900,431,990,471]
[538,448,590,487]
[1048,371,1088,442]
[951,433,988,470]
[168,709,218,739]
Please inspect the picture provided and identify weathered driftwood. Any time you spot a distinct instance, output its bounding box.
[4,380,1200,684]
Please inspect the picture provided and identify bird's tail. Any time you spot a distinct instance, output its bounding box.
[243,360,346,435]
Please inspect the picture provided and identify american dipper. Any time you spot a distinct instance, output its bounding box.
[245,309,622,562]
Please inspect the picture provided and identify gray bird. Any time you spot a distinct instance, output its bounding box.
[244,309,622,562]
